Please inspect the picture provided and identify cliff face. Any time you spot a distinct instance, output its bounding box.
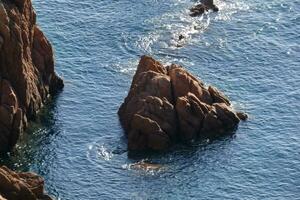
[0,0,63,152]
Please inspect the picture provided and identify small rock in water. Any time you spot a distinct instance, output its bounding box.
[129,161,164,171]
[190,0,219,17]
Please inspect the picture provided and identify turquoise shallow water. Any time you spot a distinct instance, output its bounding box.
[1,0,300,199]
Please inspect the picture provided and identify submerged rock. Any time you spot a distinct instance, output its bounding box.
[129,161,164,171]
[0,166,53,200]
[0,0,63,153]
[190,0,219,17]
[119,56,247,151]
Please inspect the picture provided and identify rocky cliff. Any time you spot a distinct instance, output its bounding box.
[0,166,53,200]
[119,56,247,151]
[0,0,63,152]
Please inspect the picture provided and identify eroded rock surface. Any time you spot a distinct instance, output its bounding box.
[119,56,247,151]
[0,166,53,200]
[0,0,63,152]
[190,0,219,17]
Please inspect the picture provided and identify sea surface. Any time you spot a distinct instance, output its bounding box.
[1,0,300,199]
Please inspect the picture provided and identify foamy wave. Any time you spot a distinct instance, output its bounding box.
[112,0,250,76]
[87,143,113,163]
[215,0,250,21]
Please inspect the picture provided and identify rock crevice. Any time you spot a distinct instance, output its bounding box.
[119,56,247,151]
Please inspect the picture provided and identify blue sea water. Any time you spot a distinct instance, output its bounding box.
[1,0,300,199]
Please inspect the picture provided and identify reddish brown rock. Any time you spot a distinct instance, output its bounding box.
[119,56,247,151]
[128,114,170,151]
[168,64,213,104]
[0,0,63,152]
[0,166,53,200]
[190,0,219,17]
[208,86,231,106]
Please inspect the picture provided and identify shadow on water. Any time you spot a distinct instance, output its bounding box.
[119,132,238,180]
[126,128,238,162]
[87,121,240,174]
[0,95,62,174]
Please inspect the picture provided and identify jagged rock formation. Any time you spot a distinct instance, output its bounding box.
[190,0,219,17]
[0,0,63,152]
[119,56,247,151]
[0,166,53,200]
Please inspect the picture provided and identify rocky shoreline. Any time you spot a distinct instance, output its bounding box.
[0,0,62,198]
[0,0,249,198]
[119,56,247,151]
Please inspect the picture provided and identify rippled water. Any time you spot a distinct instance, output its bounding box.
[1,0,300,199]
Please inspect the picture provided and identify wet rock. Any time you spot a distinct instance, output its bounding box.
[190,0,219,17]
[119,56,247,151]
[0,166,53,200]
[0,0,63,153]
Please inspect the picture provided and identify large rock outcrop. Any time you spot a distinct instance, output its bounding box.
[0,166,53,200]
[119,56,247,151]
[0,0,63,152]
